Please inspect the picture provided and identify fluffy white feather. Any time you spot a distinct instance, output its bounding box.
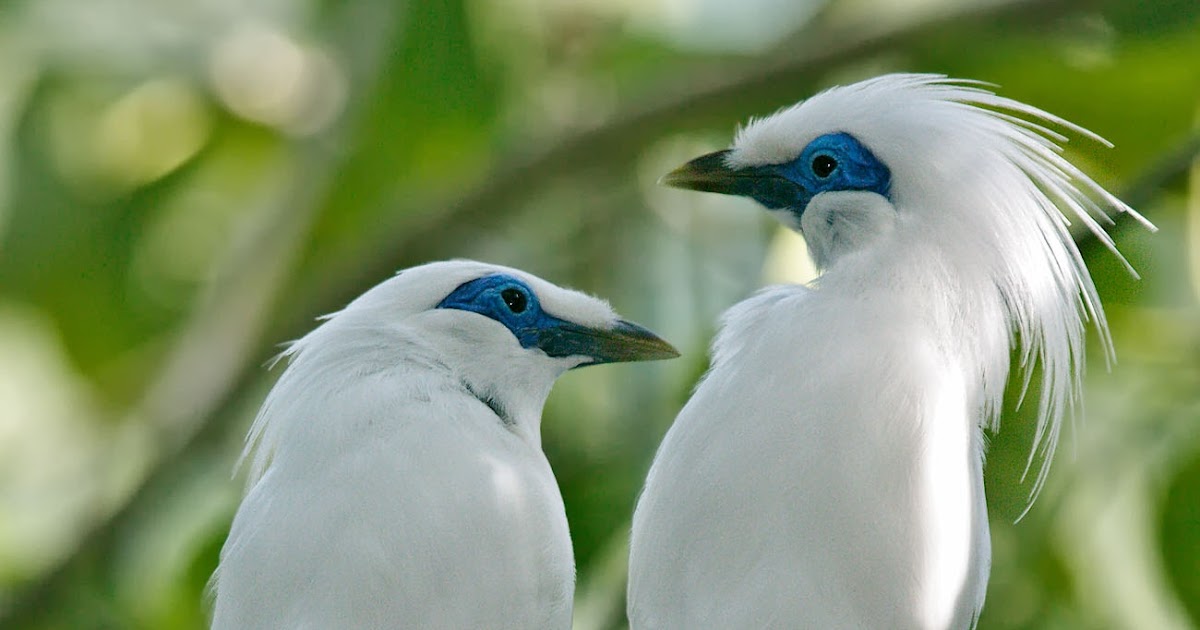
[629,74,1149,629]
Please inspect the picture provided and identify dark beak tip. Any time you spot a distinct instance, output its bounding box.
[639,342,681,362]
[657,167,694,189]
[659,149,737,192]
[541,320,679,366]
[611,320,680,363]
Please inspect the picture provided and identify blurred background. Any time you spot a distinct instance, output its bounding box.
[0,0,1196,627]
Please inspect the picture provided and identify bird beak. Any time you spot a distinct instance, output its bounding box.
[659,149,742,194]
[537,319,680,366]
[660,150,799,209]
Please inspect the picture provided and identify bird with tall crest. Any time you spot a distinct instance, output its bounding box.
[209,260,678,629]
[627,74,1152,629]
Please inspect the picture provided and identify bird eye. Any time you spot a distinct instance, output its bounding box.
[500,288,528,314]
[811,154,837,178]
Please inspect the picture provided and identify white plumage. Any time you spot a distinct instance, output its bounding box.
[210,260,676,629]
[628,74,1151,629]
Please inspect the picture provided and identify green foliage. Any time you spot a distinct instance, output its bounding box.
[0,0,1197,628]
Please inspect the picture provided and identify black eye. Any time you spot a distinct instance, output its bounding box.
[811,154,837,178]
[500,288,527,314]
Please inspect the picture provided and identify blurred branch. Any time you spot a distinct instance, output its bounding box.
[1121,132,1200,209]
[1077,132,1200,266]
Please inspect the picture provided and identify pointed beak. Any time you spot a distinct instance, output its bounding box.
[659,149,742,193]
[660,150,801,211]
[536,319,679,367]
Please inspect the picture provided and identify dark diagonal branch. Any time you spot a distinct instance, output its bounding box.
[1121,133,1200,209]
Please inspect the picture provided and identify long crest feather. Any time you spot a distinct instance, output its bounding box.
[903,76,1148,509]
[938,76,1150,509]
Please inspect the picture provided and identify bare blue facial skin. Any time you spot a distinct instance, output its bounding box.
[437,274,676,366]
[664,132,892,222]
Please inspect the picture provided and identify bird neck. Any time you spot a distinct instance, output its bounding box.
[796,190,897,270]
[817,235,1013,432]
[453,363,559,447]
[809,241,1000,627]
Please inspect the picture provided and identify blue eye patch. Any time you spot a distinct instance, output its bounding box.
[781,132,891,199]
[742,132,892,213]
[436,274,561,349]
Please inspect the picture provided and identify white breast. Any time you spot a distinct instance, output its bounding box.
[628,284,989,629]
[211,370,574,630]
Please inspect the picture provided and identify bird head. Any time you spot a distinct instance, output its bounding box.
[336,259,677,364]
[663,130,893,269]
[660,74,1151,275]
[274,260,677,445]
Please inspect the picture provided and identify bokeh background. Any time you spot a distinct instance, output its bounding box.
[0,0,1197,628]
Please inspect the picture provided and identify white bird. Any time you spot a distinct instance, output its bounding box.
[210,260,677,629]
[627,74,1151,629]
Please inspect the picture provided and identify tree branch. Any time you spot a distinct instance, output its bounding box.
[1121,133,1200,209]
